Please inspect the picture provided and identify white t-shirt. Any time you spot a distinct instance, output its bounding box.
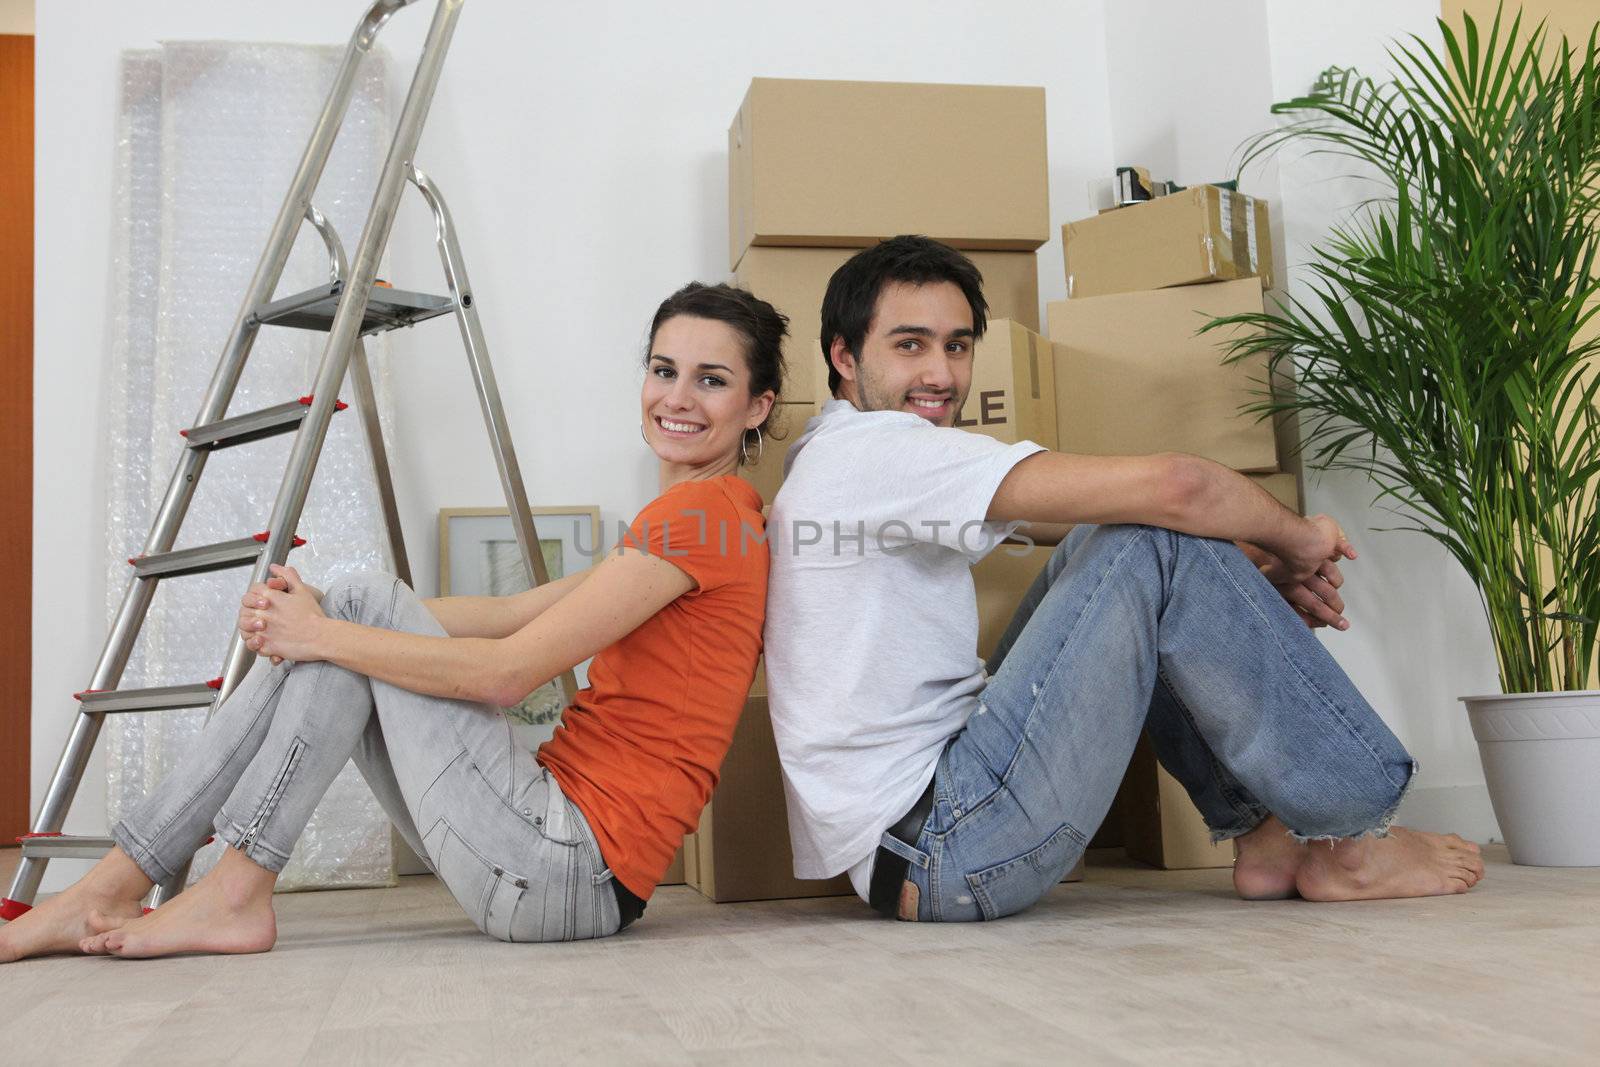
[763,399,1046,899]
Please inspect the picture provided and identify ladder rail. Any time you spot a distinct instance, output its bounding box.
[304,202,411,585]
[407,164,575,705]
[349,339,414,587]
[215,0,466,704]
[6,0,423,917]
[304,204,349,284]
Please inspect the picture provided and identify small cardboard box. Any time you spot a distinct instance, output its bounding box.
[960,320,1059,450]
[735,246,1041,402]
[689,695,854,902]
[1046,277,1278,473]
[1121,732,1234,870]
[729,78,1049,267]
[1062,186,1275,299]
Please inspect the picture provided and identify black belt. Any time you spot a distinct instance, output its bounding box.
[868,778,936,919]
[613,878,646,930]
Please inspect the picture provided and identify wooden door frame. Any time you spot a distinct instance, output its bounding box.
[1,33,34,841]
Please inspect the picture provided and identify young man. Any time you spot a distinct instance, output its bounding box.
[763,235,1484,921]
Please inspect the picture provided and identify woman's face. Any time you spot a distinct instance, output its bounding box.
[641,315,772,470]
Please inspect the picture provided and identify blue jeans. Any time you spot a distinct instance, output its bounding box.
[896,524,1415,922]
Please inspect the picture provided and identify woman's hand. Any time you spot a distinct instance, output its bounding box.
[237,564,331,664]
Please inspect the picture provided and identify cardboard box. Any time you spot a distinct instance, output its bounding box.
[973,544,1053,662]
[729,78,1049,267]
[1062,186,1275,299]
[735,247,1041,402]
[960,319,1059,450]
[660,845,686,886]
[740,400,821,504]
[1121,732,1234,870]
[689,695,854,902]
[1046,277,1278,473]
[1249,471,1302,514]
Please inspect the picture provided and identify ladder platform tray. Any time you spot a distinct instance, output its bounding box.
[255,280,454,335]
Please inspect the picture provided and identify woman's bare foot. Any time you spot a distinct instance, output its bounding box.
[1296,826,1485,901]
[80,847,277,960]
[0,849,152,963]
[1232,816,1307,900]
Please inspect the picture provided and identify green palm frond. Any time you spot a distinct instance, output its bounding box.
[1212,3,1600,692]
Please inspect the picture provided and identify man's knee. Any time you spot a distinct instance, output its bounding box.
[321,570,399,623]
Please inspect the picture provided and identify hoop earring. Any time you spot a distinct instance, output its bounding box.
[641,424,648,444]
[740,428,764,466]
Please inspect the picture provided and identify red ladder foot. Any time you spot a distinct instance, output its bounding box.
[0,898,32,921]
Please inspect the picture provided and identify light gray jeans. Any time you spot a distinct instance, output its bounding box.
[111,571,622,942]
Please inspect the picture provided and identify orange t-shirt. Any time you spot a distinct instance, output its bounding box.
[537,475,768,899]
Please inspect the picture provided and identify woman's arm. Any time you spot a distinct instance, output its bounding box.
[421,570,592,638]
[243,553,693,707]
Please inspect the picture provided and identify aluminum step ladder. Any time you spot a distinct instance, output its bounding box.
[3,0,570,920]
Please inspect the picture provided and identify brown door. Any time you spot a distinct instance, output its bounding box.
[0,34,34,841]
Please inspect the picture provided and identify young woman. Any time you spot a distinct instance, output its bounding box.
[0,282,786,959]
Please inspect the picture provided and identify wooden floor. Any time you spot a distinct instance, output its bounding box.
[1,846,1596,1065]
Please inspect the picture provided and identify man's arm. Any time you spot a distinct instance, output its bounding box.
[986,451,1351,584]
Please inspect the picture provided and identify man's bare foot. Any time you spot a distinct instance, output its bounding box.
[1232,816,1307,900]
[1296,826,1485,901]
[0,850,151,963]
[80,848,277,960]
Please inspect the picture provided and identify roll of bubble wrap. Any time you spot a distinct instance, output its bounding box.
[103,41,402,892]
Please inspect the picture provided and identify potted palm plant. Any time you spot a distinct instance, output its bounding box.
[1212,5,1600,865]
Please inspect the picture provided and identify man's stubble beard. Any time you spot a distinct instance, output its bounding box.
[853,355,966,428]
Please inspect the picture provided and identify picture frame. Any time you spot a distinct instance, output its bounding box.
[438,505,603,749]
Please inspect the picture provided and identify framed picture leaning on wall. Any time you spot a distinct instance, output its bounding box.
[438,505,603,749]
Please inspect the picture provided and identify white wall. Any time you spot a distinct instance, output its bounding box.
[31,0,1114,886]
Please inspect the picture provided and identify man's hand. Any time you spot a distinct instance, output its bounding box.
[238,564,330,664]
[1276,514,1357,584]
[1237,534,1353,630]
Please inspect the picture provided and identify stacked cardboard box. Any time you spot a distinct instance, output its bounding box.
[730,77,1051,499]
[1063,184,1275,298]
[691,79,1057,903]
[1047,189,1300,871]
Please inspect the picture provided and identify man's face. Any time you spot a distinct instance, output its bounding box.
[832,280,975,427]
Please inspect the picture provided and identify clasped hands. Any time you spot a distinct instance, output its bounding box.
[1241,514,1357,631]
[237,564,328,665]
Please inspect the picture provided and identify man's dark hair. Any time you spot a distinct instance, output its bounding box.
[646,282,788,463]
[818,236,989,396]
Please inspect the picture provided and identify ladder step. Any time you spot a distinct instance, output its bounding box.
[74,679,223,715]
[17,833,116,861]
[253,280,454,335]
[182,396,347,451]
[130,536,264,579]
[129,531,306,580]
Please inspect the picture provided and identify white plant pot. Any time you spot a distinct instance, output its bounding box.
[1461,689,1600,867]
